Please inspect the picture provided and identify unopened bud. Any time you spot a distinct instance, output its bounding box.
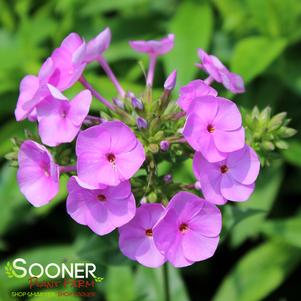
[268,112,287,131]
[113,97,124,109]
[280,127,297,138]
[164,70,177,91]
[160,140,170,151]
[131,97,144,110]
[164,174,173,183]
[136,117,148,129]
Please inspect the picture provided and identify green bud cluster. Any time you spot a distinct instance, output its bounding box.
[242,106,297,166]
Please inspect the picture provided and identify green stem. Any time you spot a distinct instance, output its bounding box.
[163,263,170,301]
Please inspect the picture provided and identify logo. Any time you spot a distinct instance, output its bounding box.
[5,258,104,298]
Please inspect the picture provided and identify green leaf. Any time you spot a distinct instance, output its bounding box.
[172,158,194,184]
[231,36,286,82]
[135,264,190,301]
[164,1,213,87]
[230,162,283,247]
[105,266,135,301]
[213,241,301,301]
[0,164,28,236]
[261,216,301,248]
[282,140,301,167]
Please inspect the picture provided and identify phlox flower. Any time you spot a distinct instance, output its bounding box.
[119,203,166,268]
[177,79,217,112]
[76,121,145,187]
[50,33,87,90]
[36,85,92,147]
[183,95,245,162]
[17,140,59,207]
[67,176,136,235]
[153,191,221,268]
[85,28,111,63]
[193,144,260,204]
[15,58,54,121]
[129,34,174,86]
[129,34,174,56]
[197,49,245,94]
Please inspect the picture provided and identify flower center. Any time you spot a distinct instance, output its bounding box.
[220,165,229,174]
[179,223,189,233]
[145,229,153,237]
[107,153,116,163]
[97,194,106,202]
[207,124,215,133]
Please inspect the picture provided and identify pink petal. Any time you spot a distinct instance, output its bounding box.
[213,97,242,130]
[115,141,145,180]
[189,202,222,237]
[220,174,255,202]
[135,238,166,268]
[213,127,245,153]
[69,90,92,126]
[227,145,260,185]
[182,230,219,262]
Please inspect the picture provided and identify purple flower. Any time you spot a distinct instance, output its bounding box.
[136,117,148,129]
[17,140,59,207]
[153,191,221,268]
[15,58,55,121]
[160,140,170,151]
[50,33,87,91]
[129,34,174,86]
[197,49,245,94]
[85,28,111,63]
[183,95,245,162]
[119,203,166,268]
[164,70,177,91]
[67,176,136,235]
[37,86,92,146]
[177,80,217,112]
[129,34,174,57]
[193,144,260,204]
[76,121,145,187]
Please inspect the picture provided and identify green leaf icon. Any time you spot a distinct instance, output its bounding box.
[94,276,104,283]
[5,262,16,278]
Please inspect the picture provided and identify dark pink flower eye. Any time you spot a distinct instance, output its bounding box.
[207,124,215,133]
[145,229,153,237]
[107,153,116,163]
[179,223,189,233]
[97,194,106,202]
[220,165,229,174]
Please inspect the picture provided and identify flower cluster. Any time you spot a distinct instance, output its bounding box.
[14,28,260,268]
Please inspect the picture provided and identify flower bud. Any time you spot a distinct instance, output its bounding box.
[164,174,173,183]
[194,181,202,190]
[268,112,287,131]
[131,97,144,110]
[113,97,124,109]
[280,127,297,138]
[136,116,148,129]
[164,70,177,91]
[160,140,170,151]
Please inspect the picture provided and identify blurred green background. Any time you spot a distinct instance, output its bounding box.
[1,0,301,300]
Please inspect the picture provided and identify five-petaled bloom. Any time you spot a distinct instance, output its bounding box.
[14,28,263,269]
[67,176,136,235]
[153,192,222,268]
[76,121,145,187]
[119,203,166,268]
[183,95,245,162]
[193,145,260,204]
